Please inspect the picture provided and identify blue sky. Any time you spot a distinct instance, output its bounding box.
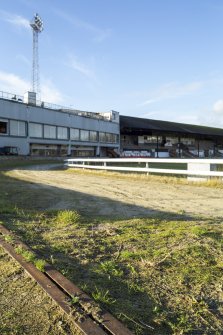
[1,0,223,127]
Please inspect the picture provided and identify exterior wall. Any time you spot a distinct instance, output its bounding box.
[0,97,120,156]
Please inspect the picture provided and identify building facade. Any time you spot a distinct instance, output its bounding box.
[2,90,223,159]
[0,91,120,157]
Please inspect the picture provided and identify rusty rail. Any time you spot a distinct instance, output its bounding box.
[0,225,133,335]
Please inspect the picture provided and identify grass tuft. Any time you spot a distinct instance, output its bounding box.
[34,259,46,272]
[54,210,81,227]
[92,287,116,305]
[15,245,46,272]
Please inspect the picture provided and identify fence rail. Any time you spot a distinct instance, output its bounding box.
[65,158,223,178]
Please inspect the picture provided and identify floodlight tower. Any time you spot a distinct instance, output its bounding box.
[30,13,43,96]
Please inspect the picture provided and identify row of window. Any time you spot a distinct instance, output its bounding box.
[0,119,118,143]
[0,120,26,136]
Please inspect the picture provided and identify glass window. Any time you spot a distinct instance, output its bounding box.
[181,138,195,145]
[143,136,162,144]
[99,132,117,143]
[89,131,97,142]
[10,120,26,136]
[110,134,118,143]
[99,132,106,142]
[70,128,80,141]
[44,125,56,139]
[80,130,89,141]
[29,123,43,138]
[106,133,114,143]
[57,127,68,139]
[0,120,8,134]
[166,137,178,145]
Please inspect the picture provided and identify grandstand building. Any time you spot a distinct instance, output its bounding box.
[120,115,223,158]
[0,91,119,157]
[1,90,223,158]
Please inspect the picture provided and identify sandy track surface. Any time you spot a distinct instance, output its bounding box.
[9,168,223,219]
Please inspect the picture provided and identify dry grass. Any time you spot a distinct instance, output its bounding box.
[66,167,223,188]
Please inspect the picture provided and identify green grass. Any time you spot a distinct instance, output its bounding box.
[0,168,223,334]
[54,210,81,227]
[34,259,46,272]
[15,245,46,272]
[92,287,116,305]
[2,209,223,334]
[0,158,62,170]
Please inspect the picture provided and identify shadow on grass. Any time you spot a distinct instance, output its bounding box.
[0,171,212,335]
[3,215,172,335]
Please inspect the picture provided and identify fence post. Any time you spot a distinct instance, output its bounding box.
[187,162,213,181]
[146,162,149,175]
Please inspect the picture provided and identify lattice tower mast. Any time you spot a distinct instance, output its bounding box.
[30,13,43,96]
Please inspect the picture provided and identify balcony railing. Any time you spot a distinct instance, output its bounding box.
[0,90,113,122]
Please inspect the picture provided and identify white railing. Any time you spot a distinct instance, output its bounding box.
[65,158,223,178]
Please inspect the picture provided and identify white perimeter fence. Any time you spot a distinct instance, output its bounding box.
[65,158,223,179]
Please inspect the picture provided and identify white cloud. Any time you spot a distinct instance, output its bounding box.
[0,70,29,94]
[67,54,96,80]
[213,99,223,114]
[0,10,30,30]
[16,54,31,67]
[54,10,111,42]
[137,111,159,118]
[140,81,203,106]
[0,70,64,104]
[140,99,157,106]
[41,79,64,104]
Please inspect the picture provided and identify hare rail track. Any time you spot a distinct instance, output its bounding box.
[0,225,133,335]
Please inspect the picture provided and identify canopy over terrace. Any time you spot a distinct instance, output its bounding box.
[120,115,223,139]
[119,115,223,158]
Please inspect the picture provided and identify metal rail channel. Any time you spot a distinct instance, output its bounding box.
[0,226,133,335]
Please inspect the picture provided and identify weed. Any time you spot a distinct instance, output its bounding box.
[54,210,81,227]
[21,249,36,263]
[92,287,116,305]
[71,295,80,304]
[34,259,46,272]
[15,245,26,256]
[15,245,45,271]
[80,283,88,292]
[50,254,55,264]
[99,260,123,278]
[4,234,14,243]
[60,269,69,276]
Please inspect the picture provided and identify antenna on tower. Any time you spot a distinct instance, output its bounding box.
[30,13,43,97]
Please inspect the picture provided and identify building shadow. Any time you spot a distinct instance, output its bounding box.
[0,170,204,334]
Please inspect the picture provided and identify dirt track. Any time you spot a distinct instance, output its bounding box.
[8,167,223,219]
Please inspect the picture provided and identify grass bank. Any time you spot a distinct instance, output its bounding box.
[0,161,222,334]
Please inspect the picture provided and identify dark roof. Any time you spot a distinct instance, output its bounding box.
[120,115,223,137]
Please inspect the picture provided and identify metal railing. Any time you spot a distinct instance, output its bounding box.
[65,158,223,178]
[0,90,112,122]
